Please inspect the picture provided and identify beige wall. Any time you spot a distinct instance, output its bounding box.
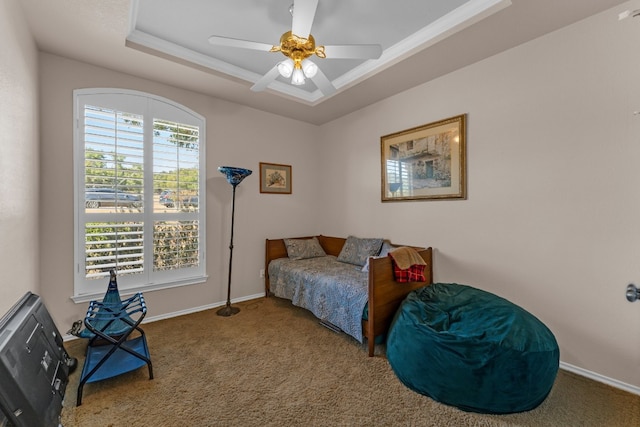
[318,3,640,388]
[0,0,40,314]
[3,0,639,393]
[37,53,322,332]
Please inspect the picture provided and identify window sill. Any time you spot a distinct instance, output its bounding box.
[70,275,208,304]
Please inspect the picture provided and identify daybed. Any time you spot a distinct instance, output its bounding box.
[265,235,432,357]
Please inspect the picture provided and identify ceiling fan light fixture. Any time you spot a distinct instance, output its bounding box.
[210,0,379,96]
[291,68,306,85]
[277,58,294,78]
[301,59,317,78]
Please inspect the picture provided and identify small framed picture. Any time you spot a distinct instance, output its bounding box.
[259,162,292,194]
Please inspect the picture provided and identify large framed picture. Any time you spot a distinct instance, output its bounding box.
[259,162,292,194]
[381,114,466,202]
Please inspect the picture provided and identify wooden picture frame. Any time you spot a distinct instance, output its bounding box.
[381,114,466,202]
[259,162,292,194]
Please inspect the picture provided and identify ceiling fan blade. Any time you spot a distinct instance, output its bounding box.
[310,68,336,97]
[291,0,318,39]
[250,66,281,92]
[323,44,383,60]
[208,35,273,52]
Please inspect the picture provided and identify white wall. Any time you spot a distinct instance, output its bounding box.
[0,0,40,314]
[318,3,640,388]
[37,53,322,332]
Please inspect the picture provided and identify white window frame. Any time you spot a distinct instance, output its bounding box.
[72,88,207,303]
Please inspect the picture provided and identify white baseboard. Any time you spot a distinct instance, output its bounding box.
[63,295,640,396]
[560,361,640,396]
[62,292,264,342]
[143,292,265,323]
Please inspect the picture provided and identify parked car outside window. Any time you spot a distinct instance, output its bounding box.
[159,190,173,202]
[159,190,175,207]
[85,188,142,208]
[182,196,198,208]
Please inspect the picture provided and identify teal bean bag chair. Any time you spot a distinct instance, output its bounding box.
[386,283,559,414]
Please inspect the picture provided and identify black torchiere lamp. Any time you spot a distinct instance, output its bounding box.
[217,166,253,317]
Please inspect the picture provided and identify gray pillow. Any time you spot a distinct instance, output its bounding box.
[379,241,396,257]
[337,236,384,267]
[284,237,326,260]
[361,241,396,272]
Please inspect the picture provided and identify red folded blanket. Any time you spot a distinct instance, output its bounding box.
[389,247,427,283]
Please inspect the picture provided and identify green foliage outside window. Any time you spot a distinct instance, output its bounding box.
[84,120,201,279]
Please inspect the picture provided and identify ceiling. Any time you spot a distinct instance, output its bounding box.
[19,0,629,125]
[127,0,487,102]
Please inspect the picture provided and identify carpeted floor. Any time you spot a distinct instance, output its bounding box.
[61,297,639,426]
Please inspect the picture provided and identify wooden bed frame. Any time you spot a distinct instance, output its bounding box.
[265,235,433,357]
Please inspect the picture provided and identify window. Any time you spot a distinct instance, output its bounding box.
[386,146,411,197]
[73,89,206,301]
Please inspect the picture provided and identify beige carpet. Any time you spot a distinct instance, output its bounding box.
[61,297,639,426]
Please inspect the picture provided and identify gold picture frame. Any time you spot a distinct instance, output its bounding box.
[259,162,292,194]
[381,114,466,202]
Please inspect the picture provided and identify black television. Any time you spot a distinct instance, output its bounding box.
[0,292,74,427]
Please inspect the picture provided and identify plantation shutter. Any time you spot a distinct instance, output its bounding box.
[74,89,206,300]
[152,119,201,272]
[83,105,145,279]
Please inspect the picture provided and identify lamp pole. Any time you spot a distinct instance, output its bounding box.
[218,182,239,316]
[217,166,252,317]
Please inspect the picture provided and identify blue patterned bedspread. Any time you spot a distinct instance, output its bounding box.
[268,255,368,342]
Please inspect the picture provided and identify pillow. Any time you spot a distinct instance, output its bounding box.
[284,237,326,260]
[361,256,381,272]
[379,241,396,257]
[361,241,396,272]
[337,236,384,267]
[390,258,427,283]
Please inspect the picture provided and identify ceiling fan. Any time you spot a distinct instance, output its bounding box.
[208,0,383,97]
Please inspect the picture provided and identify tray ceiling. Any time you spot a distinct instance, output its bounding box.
[19,0,631,124]
[126,0,508,104]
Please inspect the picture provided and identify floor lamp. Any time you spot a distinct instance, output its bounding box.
[217,166,252,317]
